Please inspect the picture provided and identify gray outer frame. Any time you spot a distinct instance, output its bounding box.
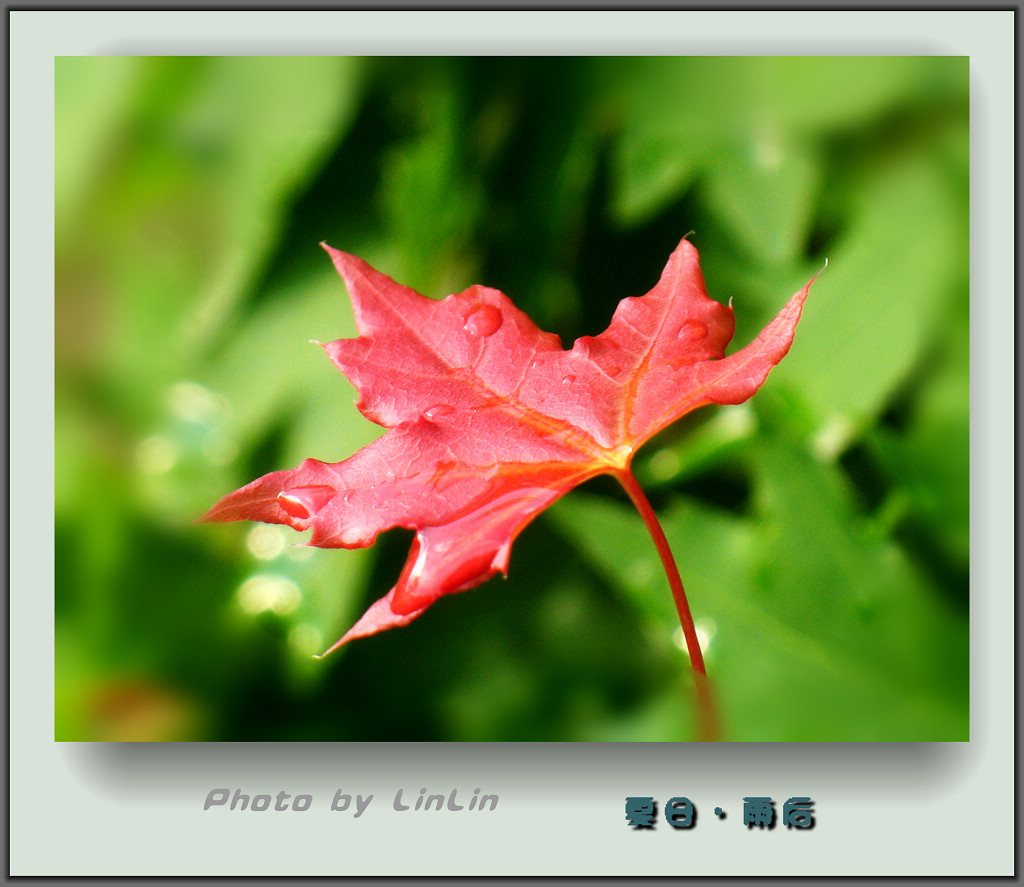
[17,8,1012,877]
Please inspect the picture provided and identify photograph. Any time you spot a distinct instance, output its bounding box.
[55,54,969,743]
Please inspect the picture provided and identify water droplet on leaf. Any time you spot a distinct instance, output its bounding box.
[677,320,708,340]
[423,404,455,421]
[463,304,503,338]
[277,485,336,519]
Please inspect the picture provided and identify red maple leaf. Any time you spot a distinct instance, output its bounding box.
[203,239,815,672]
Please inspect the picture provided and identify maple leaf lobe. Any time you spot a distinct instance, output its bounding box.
[202,238,815,653]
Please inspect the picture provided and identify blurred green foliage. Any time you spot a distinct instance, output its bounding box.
[55,56,968,741]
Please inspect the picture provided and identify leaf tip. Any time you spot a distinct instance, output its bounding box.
[320,241,353,276]
[194,501,225,525]
[314,637,347,660]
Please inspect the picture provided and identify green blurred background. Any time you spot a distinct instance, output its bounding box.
[55,56,968,742]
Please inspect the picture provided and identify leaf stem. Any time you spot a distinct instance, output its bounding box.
[614,467,720,741]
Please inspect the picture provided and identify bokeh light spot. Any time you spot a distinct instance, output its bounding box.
[246,525,286,560]
[136,435,178,475]
[289,624,323,656]
[648,448,680,482]
[237,574,301,616]
[673,618,717,657]
[167,381,226,426]
[812,414,854,462]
